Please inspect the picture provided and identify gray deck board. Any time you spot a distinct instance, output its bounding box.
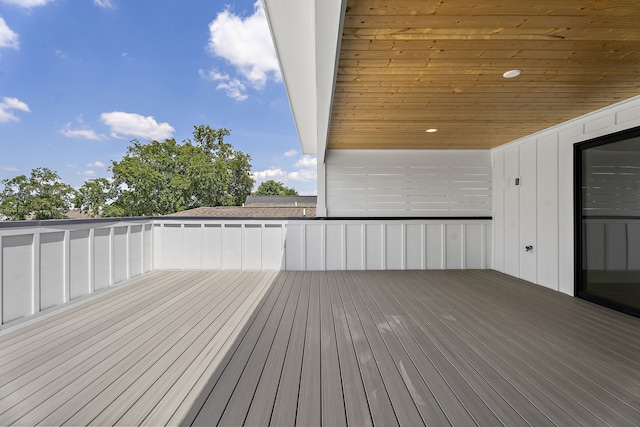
[1,269,639,426]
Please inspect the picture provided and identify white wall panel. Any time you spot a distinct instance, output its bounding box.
[426,224,444,269]
[504,148,520,277]
[153,224,164,270]
[223,225,242,270]
[465,224,483,269]
[204,225,222,269]
[244,225,263,270]
[346,224,365,270]
[492,151,505,272]
[366,224,384,270]
[519,141,538,284]
[130,225,143,277]
[163,224,183,270]
[143,224,152,273]
[536,135,559,290]
[183,224,202,270]
[94,228,111,290]
[113,227,128,283]
[263,225,284,270]
[406,224,424,269]
[386,224,404,270]
[40,232,65,310]
[285,224,304,270]
[445,224,463,269]
[325,224,344,270]
[493,95,640,296]
[70,230,90,300]
[2,234,33,323]
[305,224,324,271]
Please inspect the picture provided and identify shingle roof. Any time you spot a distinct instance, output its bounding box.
[164,205,315,218]
[245,195,317,205]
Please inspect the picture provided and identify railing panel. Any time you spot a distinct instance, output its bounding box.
[40,232,66,309]
[1,217,492,326]
[0,218,154,326]
[94,228,112,290]
[2,234,34,323]
[70,229,91,300]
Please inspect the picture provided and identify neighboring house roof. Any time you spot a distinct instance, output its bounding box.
[245,195,317,205]
[165,205,315,218]
[66,210,92,220]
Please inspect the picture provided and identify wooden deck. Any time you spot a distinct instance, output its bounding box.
[0,270,639,426]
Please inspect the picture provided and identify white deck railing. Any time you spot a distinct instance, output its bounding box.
[0,217,491,326]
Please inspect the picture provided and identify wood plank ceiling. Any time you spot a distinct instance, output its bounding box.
[328,0,640,149]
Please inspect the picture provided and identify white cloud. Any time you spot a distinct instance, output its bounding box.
[252,167,286,181]
[86,161,105,168]
[0,17,19,50]
[99,111,174,140]
[0,0,51,8]
[2,166,19,172]
[252,155,318,187]
[60,123,106,140]
[294,155,317,169]
[94,0,115,9]
[82,170,96,177]
[208,1,280,90]
[284,149,298,157]
[199,68,247,101]
[0,96,30,123]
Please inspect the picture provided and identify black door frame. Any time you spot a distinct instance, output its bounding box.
[574,125,640,317]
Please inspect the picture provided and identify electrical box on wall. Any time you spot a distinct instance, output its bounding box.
[515,176,521,186]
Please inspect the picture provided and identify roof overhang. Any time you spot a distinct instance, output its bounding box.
[263,0,346,162]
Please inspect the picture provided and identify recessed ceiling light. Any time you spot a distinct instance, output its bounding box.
[503,69,522,79]
[426,128,438,133]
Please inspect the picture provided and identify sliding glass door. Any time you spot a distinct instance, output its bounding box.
[576,127,640,317]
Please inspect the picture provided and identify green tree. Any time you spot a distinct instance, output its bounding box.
[74,178,112,218]
[0,168,74,220]
[107,125,254,216]
[253,180,298,196]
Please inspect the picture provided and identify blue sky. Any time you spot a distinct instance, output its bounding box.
[0,0,317,195]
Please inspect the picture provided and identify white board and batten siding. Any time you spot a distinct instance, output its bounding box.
[492,95,640,296]
[0,220,152,326]
[152,219,492,272]
[325,150,492,217]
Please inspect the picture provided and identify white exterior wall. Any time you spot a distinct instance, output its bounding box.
[492,95,640,296]
[325,150,492,217]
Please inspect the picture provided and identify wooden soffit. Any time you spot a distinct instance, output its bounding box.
[328,0,640,150]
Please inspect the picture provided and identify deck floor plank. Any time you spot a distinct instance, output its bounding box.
[0,269,639,426]
[426,271,640,426]
[295,271,322,427]
[188,271,291,426]
[335,272,399,427]
[326,271,371,427]
[217,271,302,426]
[18,272,247,426]
[0,272,223,425]
[268,271,311,427]
[343,272,427,426]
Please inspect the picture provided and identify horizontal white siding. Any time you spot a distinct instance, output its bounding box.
[492,95,640,296]
[325,150,492,217]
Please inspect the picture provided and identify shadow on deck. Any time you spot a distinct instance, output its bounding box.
[0,270,639,426]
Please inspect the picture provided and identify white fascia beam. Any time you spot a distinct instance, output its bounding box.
[263,0,345,163]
